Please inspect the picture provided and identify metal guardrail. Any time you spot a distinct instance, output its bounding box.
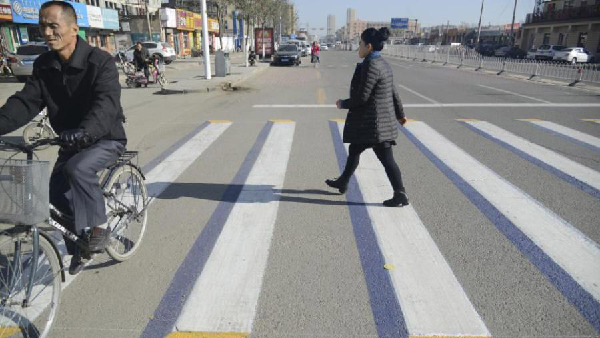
[382,45,600,85]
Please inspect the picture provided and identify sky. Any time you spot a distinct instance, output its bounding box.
[294,0,537,35]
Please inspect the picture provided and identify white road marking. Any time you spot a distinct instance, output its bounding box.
[173,122,295,334]
[397,84,440,104]
[334,123,490,337]
[252,103,600,108]
[407,121,600,303]
[478,84,552,103]
[464,120,600,193]
[520,119,600,150]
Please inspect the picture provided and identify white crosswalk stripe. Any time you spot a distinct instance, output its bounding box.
[519,119,600,151]
[334,122,490,337]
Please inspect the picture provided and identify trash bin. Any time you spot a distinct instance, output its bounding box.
[215,51,231,77]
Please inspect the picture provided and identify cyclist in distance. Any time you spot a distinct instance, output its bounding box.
[0,1,127,274]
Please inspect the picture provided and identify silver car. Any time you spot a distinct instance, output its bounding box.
[10,42,49,82]
[125,41,176,64]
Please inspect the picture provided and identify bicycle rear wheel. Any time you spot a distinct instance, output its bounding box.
[104,166,148,262]
[0,229,61,338]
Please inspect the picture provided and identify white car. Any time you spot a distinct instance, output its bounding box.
[526,48,539,60]
[536,44,565,60]
[321,45,328,51]
[124,41,176,64]
[10,42,49,82]
[553,47,592,64]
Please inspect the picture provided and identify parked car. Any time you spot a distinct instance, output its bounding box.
[476,42,500,56]
[494,45,511,57]
[10,42,49,82]
[321,45,328,51]
[526,48,539,60]
[536,44,565,60]
[553,47,592,64]
[300,41,310,57]
[125,41,176,64]
[271,44,301,66]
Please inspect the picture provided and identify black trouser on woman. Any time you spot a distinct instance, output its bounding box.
[49,140,125,254]
[339,143,405,193]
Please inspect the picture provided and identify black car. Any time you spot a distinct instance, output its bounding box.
[506,46,527,59]
[272,44,301,66]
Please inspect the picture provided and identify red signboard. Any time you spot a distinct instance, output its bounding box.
[254,28,274,57]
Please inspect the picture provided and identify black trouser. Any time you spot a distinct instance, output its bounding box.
[50,140,125,254]
[136,61,149,79]
[339,143,405,193]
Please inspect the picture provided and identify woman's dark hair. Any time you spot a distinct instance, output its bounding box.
[361,27,391,51]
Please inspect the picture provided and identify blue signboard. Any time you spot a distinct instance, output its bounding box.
[101,8,118,30]
[66,0,88,27]
[11,0,48,24]
[391,18,409,29]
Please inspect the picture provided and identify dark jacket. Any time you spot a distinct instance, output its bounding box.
[0,37,126,143]
[341,53,404,144]
[133,47,149,68]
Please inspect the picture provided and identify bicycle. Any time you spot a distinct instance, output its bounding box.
[0,138,148,337]
[22,110,56,150]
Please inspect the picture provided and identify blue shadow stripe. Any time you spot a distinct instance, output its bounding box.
[142,121,211,174]
[400,125,600,332]
[141,122,274,338]
[460,122,600,199]
[524,121,600,154]
[329,121,408,338]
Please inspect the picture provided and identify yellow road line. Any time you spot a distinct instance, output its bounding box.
[0,327,22,338]
[317,87,327,104]
[456,119,480,122]
[582,119,600,122]
[269,119,295,123]
[330,118,346,123]
[165,332,248,338]
[209,120,232,124]
[405,118,418,122]
[517,118,543,121]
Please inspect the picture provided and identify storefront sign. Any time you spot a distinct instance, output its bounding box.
[0,0,12,20]
[160,8,176,28]
[11,0,47,24]
[87,5,103,28]
[193,13,201,31]
[101,8,118,30]
[208,18,219,33]
[67,1,88,27]
[176,9,193,31]
[254,27,273,56]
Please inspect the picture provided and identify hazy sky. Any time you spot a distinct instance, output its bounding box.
[295,0,536,34]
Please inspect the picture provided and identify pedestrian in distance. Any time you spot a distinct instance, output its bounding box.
[133,41,150,79]
[311,41,320,67]
[326,27,409,207]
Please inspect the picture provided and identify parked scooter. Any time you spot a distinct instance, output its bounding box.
[124,56,166,88]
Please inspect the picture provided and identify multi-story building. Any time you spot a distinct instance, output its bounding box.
[347,8,356,25]
[327,14,335,36]
[520,0,600,57]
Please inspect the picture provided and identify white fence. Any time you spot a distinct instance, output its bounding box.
[382,45,600,85]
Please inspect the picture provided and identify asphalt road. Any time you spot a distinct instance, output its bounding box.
[0,50,599,338]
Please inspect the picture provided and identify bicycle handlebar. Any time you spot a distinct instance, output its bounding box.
[0,137,63,154]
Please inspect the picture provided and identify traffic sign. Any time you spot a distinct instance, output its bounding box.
[391,18,409,29]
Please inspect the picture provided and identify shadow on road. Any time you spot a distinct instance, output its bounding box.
[147,182,377,206]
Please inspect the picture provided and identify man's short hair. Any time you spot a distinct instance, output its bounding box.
[136,41,142,45]
[40,1,77,24]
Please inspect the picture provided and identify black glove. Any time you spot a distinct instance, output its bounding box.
[60,129,94,148]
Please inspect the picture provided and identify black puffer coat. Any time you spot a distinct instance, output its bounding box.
[341,54,404,144]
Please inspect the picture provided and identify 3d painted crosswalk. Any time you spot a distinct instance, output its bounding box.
[519,119,600,152]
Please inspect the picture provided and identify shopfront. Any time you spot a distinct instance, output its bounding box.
[85,5,119,53]
[0,0,15,52]
[175,9,194,56]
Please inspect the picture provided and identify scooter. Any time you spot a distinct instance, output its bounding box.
[248,51,256,66]
[125,57,166,88]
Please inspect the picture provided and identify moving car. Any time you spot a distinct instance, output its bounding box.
[125,41,176,64]
[10,42,49,82]
[553,47,592,64]
[271,44,301,66]
[536,44,565,60]
[494,45,511,57]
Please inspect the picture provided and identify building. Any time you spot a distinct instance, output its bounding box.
[347,19,367,42]
[327,14,335,36]
[520,0,600,57]
[347,8,356,25]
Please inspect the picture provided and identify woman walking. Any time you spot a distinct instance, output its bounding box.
[326,27,409,207]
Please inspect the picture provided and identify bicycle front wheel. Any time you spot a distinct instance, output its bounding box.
[22,124,53,149]
[104,166,148,262]
[0,229,61,338]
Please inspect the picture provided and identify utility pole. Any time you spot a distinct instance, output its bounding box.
[146,0,152,40]
[476,0,485,46]
[510,0,518,46]
[201,0,211,79]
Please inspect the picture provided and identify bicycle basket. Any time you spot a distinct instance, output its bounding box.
[0,159,49,225]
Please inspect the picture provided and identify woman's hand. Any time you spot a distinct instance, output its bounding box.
[336,99,343,109]
[398,117,407,126]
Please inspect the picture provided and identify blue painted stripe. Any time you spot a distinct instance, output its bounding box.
[525,121,600,154]
[400,125,600,332]
[329,121,408,338]
[141,122,274,338]
[141,121,211,174]
[460,122,600,199]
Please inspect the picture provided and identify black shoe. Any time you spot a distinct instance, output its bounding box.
[325,178,348,194]
[87,227,111,252]
[383,191,410,207]
[68,255,85,275]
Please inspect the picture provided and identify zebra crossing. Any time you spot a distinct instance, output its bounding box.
[131,115,600,338]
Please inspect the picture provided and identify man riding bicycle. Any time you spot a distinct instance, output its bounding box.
[0,1,127,275]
